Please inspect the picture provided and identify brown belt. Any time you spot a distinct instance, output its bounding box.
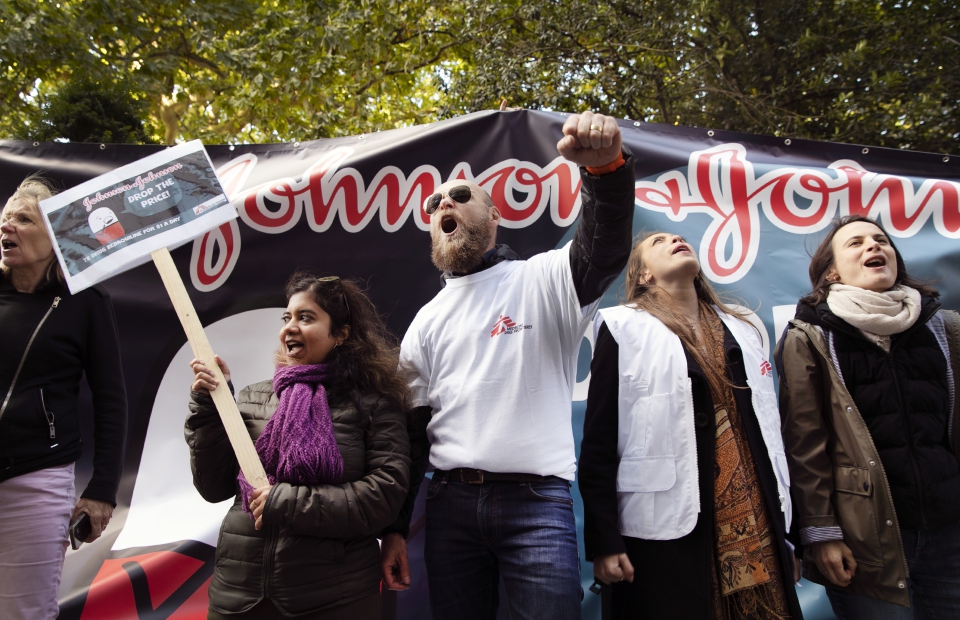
[433,468,558,485]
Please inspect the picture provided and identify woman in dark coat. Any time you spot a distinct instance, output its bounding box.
[0,178,127,620]
[778,215,960,619]
[579,231,801,620]
[187,273,410,620]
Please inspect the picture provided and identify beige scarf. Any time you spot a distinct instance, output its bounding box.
[826,284,921,351]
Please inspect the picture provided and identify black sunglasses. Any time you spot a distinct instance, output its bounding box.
[317,276,351,324]
[425,185,473,215]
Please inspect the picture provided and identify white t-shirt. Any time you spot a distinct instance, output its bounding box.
[400,242,597,480]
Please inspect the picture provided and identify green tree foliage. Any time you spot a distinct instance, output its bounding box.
[0,0,456,144]
[1,0,957,153]
[19,77,155,144]
[443,0,960,153]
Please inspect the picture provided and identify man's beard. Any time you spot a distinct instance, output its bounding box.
[431,213,492,274]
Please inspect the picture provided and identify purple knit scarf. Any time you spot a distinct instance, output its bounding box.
[238,363,344,514]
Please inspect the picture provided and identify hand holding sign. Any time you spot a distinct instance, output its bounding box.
[39,141,269,488]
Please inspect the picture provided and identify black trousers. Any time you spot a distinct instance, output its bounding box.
[206,592,381,620]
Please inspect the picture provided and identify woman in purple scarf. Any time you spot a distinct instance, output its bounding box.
[186,273,411,620]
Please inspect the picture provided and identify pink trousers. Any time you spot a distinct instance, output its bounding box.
[0,463,76,620]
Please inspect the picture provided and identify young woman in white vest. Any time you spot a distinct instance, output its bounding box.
[579,232,802,620]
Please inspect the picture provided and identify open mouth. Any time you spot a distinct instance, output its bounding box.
[1,239,16,250]
[440,214,459,235]
[864,257,886,268]
[673,244,691,255]
[285,340,304,356]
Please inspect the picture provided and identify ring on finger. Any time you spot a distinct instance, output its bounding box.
[589,124,603,132]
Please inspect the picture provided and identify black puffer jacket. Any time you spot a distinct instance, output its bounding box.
[797,296,960,530]
[185,380,410,615]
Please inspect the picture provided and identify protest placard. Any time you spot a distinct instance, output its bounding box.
[39,140,268,488]
[40,140,238,295]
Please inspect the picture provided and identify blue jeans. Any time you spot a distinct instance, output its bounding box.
[826,520,960,620]
[423,475,582,620]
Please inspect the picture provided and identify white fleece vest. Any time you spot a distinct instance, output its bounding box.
[596,305,792,540]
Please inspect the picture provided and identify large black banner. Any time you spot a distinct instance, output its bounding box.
[1,109,958,620]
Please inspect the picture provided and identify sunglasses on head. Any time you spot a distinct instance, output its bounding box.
[316,276,351,324]
[425,185,473,215]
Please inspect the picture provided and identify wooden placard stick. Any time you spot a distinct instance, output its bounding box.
[151,247,269,487]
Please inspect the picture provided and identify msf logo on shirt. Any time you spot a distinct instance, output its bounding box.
[490,315,533,338]
[760,360,773,376]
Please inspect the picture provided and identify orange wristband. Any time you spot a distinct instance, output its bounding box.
[586,152,626,176]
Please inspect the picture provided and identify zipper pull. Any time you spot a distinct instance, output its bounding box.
[40,388,55,439]
[52,296,61,308]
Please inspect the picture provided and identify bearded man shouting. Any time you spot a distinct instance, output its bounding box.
[381,111,635,620]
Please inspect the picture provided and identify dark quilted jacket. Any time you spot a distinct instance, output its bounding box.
[799,297,960,530]
[185,380,410,615]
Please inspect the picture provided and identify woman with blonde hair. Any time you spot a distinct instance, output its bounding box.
[0,178,127,619]
[579,232,800,619]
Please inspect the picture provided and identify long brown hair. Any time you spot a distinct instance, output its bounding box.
[624,231,751,397]
[800,215,938,307]
[1,176,64,283]
[283,272,410,414]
